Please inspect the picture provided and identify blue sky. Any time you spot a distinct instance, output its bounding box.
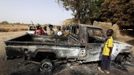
[0,0,72,24]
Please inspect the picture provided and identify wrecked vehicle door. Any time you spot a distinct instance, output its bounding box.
[78,26,105,62]
[85,27,105,62]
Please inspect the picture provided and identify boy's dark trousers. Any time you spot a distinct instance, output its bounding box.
[101,55,111,70]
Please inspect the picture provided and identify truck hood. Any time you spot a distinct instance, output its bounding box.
[114,41,133,52]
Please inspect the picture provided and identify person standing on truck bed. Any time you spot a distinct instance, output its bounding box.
[47,24,54,36]
[43,26,47,35]
[98,29,114,74]
[56,26,63,36]
[62,26,70,37]
[34,25,45,35]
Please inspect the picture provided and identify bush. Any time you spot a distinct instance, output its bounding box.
[0,21,9,24]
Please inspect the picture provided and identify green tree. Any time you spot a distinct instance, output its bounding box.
[0,21,9,24]
[100,0,134,30]
[58,0,104,24]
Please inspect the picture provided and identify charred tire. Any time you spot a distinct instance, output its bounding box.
[115,54,128,65]
[40,59,53,75]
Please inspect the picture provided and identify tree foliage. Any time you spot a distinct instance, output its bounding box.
[0,21,9,24]
[58,0,104,24]
[58,0,134,30]
[100,0,134,29]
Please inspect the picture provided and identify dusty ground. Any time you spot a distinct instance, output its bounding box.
[0,24,28,32]
[0,31,134,75]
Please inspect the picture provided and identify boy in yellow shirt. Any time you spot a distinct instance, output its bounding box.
[98,29,114,74]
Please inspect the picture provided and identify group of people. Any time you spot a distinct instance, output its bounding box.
[34,24,64,36]
[34,25,47,35]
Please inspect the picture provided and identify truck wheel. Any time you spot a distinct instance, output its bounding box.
[115,54,127,65]
[40,59,53,75]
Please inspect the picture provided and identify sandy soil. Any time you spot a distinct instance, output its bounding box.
[0,24,28,32]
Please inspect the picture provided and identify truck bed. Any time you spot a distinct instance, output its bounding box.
[5,34,55,45]
[5,34,82,59]
[5,34,81,46]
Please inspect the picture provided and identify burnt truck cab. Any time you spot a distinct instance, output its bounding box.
[68,24,132,62]
[63,24,132,62]
[5,24,132,65]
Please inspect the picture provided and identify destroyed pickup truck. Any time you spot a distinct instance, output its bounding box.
[5,24,133,73]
